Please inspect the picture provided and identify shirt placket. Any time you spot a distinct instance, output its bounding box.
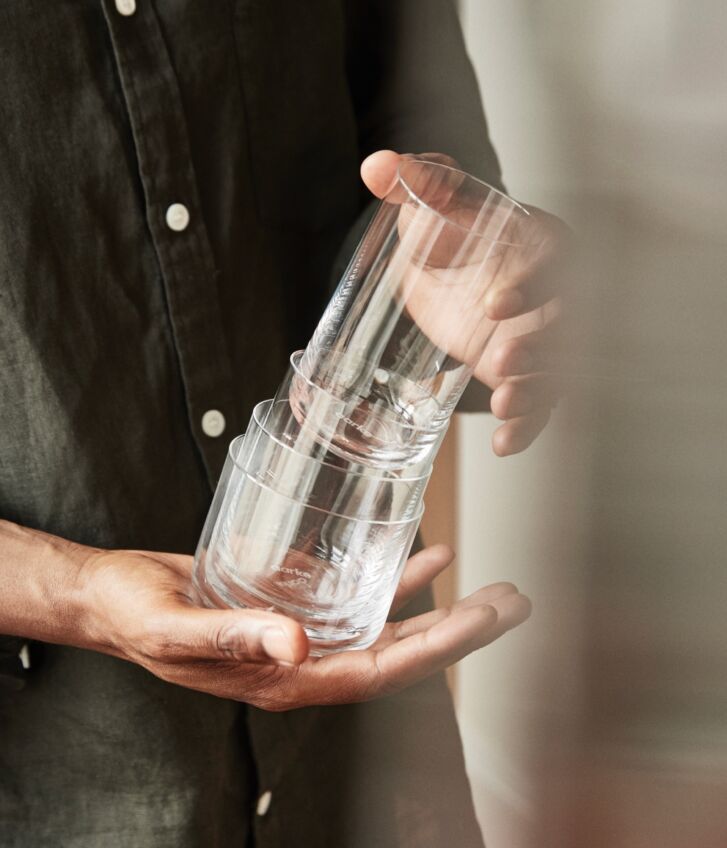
[101,0,238,488]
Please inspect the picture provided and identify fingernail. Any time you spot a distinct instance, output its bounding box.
[261,627,296,663]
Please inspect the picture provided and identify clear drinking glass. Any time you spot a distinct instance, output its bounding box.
[238,399,430,520]
[274,350,448,471]
[192,159,539,652]
[299,156,541,467]
[194,435,424,654]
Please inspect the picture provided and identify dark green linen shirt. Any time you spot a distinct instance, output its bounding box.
[0,1,502,845]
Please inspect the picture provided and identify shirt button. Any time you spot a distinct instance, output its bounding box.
[256,790,272,817]
[165,203,190,232]
[201,409,226,438]
[115,0,136,15]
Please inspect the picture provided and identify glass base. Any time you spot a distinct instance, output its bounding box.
[193,548,385,656]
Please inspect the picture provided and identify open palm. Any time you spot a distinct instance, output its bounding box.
[86,544,530,710]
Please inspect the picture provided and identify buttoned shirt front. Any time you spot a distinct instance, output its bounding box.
[0,2,500,845]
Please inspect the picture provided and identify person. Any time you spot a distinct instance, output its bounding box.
[0,2,562,846]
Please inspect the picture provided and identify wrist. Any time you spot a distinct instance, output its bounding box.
[0,520,102,649]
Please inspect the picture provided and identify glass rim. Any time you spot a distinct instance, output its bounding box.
[396,156,531,247]
[288,349,447,439]
[227,434,426,526]
[250,398,432,483]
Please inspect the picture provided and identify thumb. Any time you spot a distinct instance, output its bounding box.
[147,606,310,666]
[360,149,402,198]
[361,149,461,201]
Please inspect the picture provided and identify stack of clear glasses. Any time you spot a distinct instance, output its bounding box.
[194,157,539,654]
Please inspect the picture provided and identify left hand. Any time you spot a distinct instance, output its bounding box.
[81,542,529,710]
[361,150,568,457]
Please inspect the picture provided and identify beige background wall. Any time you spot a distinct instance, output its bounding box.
[442,3,727,847]
[420,3,577,842]
[440,2,583,843]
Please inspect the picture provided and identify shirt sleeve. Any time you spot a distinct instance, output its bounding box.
[338,0,498,412]
[343,0,504,188]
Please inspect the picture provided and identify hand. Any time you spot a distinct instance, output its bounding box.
[82,544,530,711]
[361,150,568,456]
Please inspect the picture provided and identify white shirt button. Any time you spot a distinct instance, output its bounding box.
[115,0,136,16]
[256,790,272,817]
[201,409,226,438]
[165,203,190,232]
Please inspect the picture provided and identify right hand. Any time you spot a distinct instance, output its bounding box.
[361,150,568,456]
[81,544,530,711]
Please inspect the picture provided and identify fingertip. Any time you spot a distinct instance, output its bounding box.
[492,408,549,456]
[233,609,310,665]
[489,383,511,420]
[520,594,533,622]
[457,604,500,646]
[490,580,519,596]
[361,149,402,198]
[493,342,535,378]
[489,343,510,379]
[261,620,310,666]
[429,542,456,563]
[489,591,533,630]
[506,593,533,628]
[282,619,311,665]
[491,426,514,457]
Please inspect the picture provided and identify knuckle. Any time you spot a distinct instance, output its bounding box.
[214,621,254,659]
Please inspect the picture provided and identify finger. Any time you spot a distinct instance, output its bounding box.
[292,603,497,705]
[484,209,571,320]
[140,606,310,667]
[391,581,520,640]
[366,151,521,273]
[280,589,531,706]
[492,408,552,457]
[155,589,531,709]
[490,374,561,421]
[488,310,560,379]
[371,590,531,697]
[360,150,460,201]
[389,544,455,616]
[360,149,402,199]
